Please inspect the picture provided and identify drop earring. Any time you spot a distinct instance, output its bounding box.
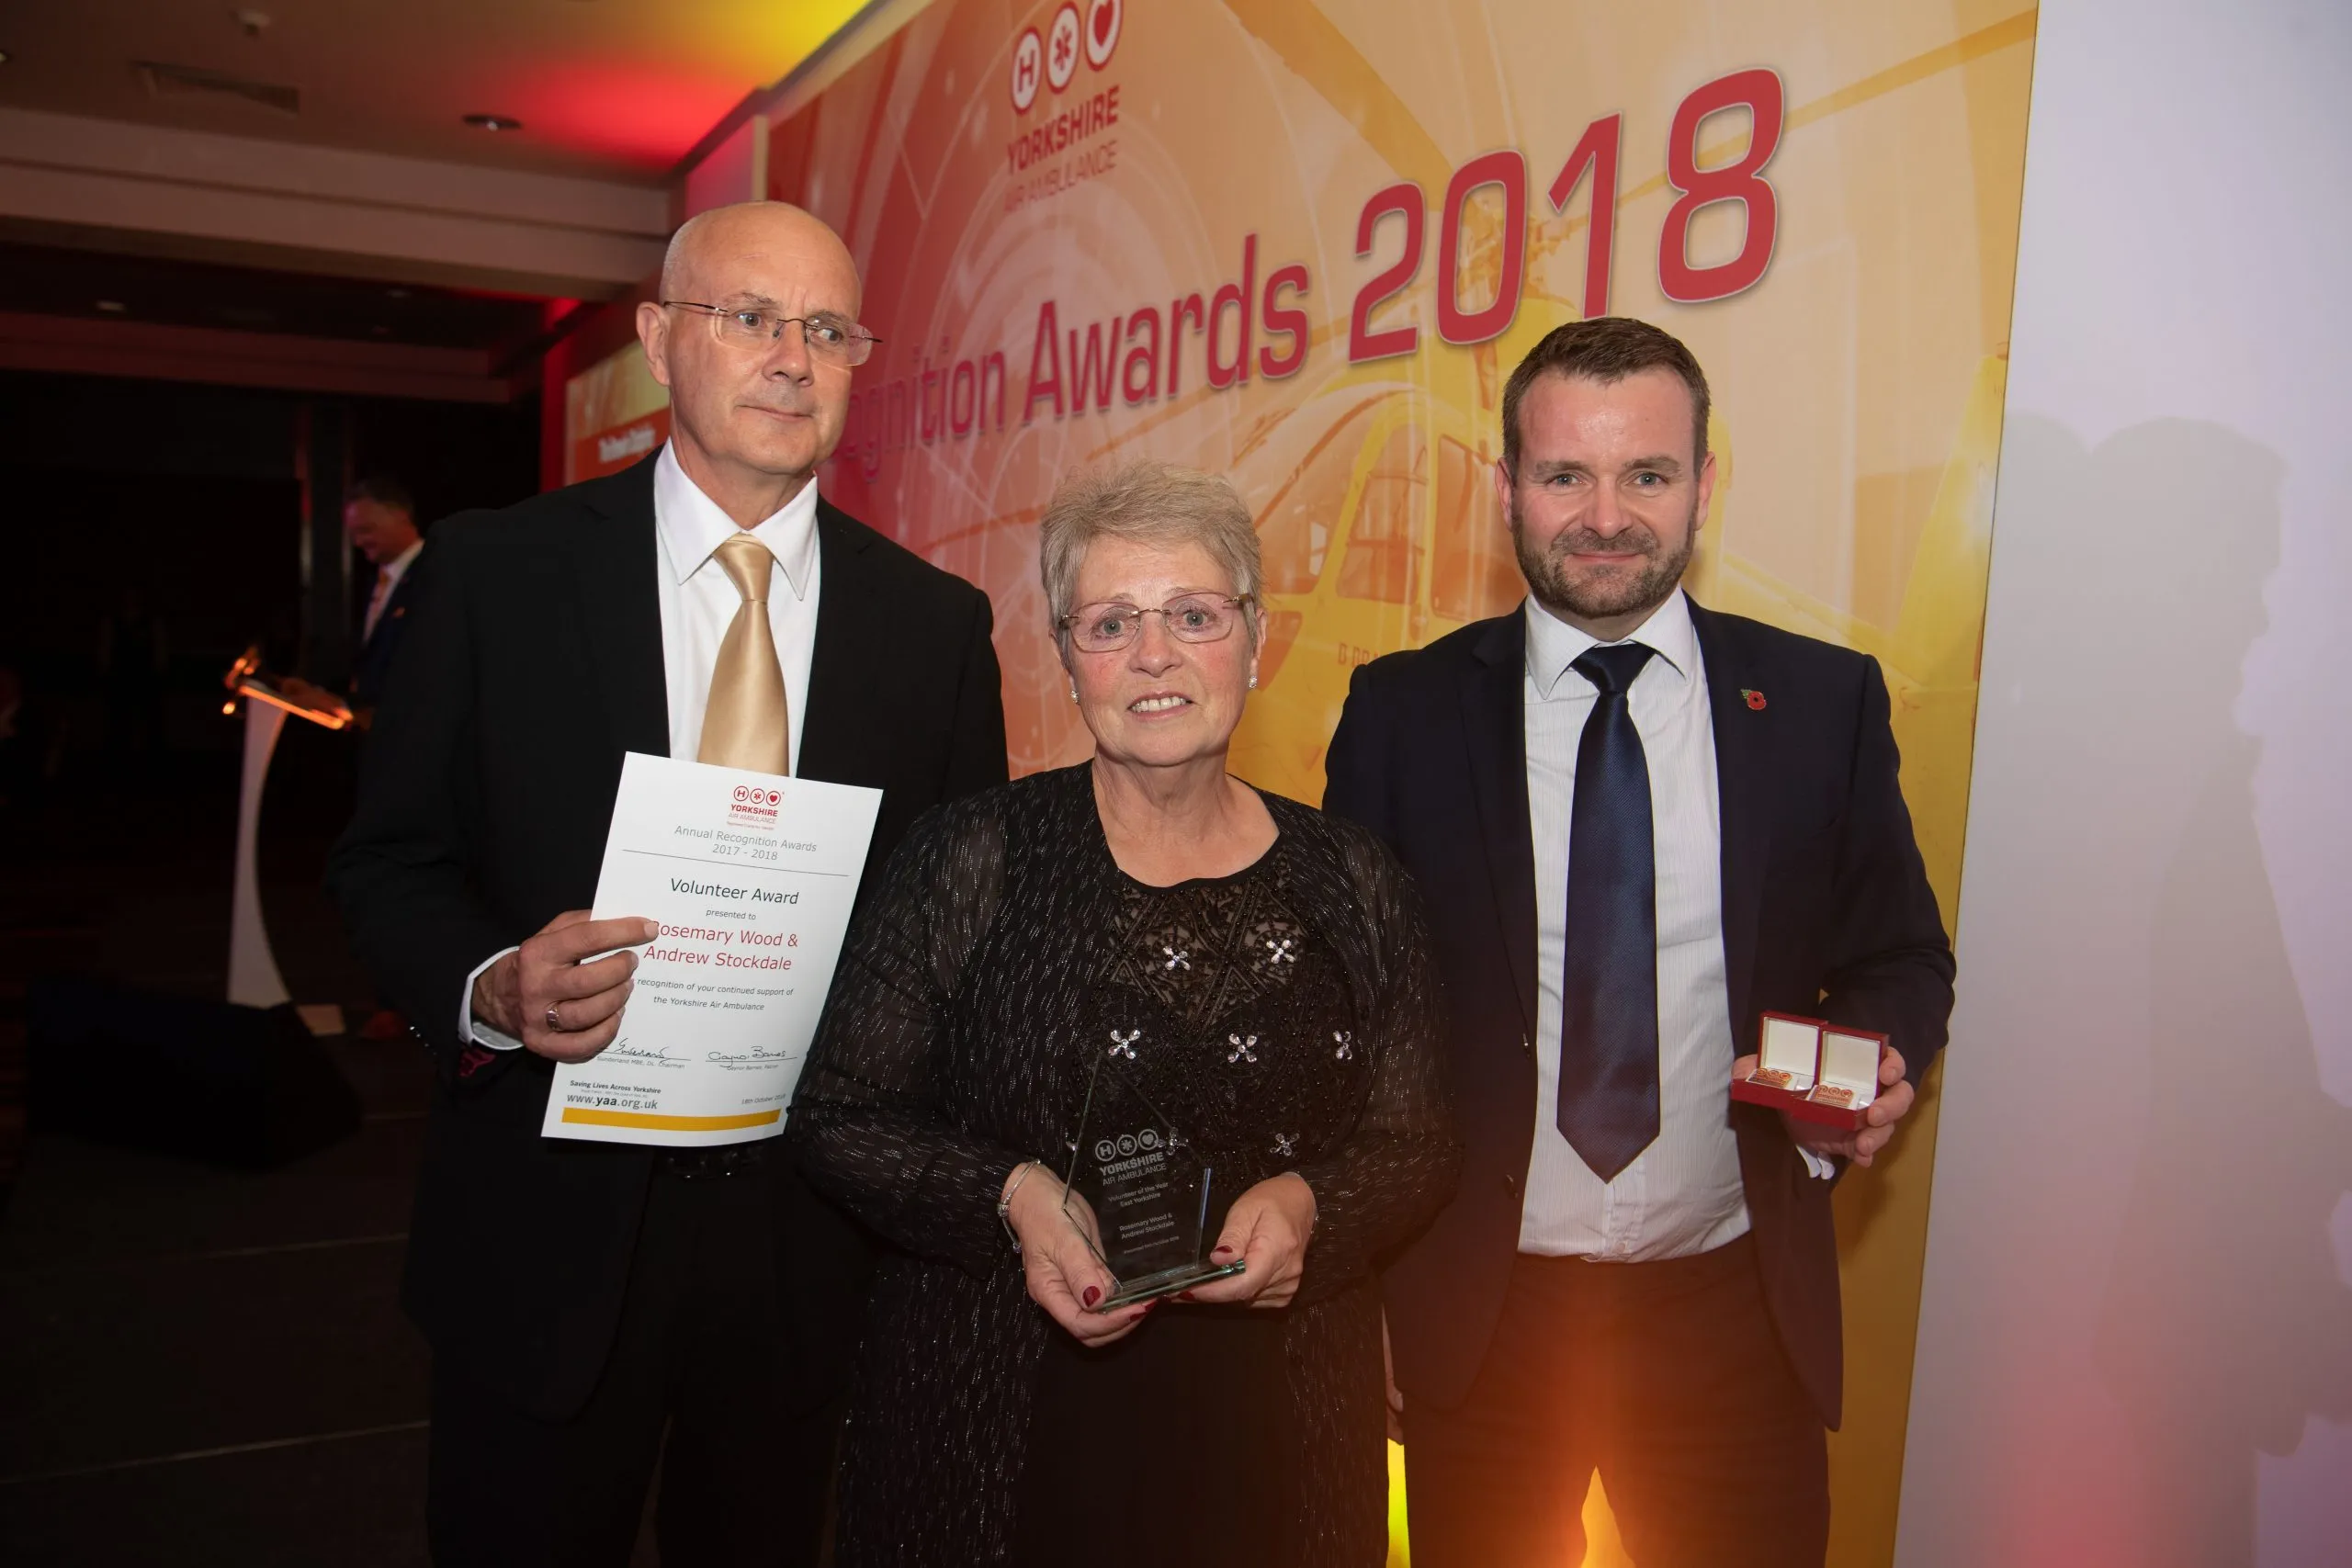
[1069,683,1080,703]
[1248,674,1260,689]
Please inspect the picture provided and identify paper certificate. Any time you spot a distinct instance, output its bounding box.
[542,752,881,1147]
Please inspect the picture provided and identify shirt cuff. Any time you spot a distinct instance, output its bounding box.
[460,947,526,1051]
[1798,1146,1838,1180]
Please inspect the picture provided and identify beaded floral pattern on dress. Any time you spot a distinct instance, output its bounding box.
[1085,848,1368,1196]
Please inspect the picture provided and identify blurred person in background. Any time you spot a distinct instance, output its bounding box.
[335,475,428,1041]
[345,475,424,720]
[276,474,419,731]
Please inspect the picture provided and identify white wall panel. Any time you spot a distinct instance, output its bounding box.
[1898,4,2352,1564]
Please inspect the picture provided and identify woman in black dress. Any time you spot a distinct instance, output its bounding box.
[786,460,1458,1567]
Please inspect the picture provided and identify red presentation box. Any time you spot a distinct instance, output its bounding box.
[1731,1012,1887,1130]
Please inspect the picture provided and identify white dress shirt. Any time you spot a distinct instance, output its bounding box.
[362,536,424,644]
[1517,590,1826,1262]
[460,444,823,1049]
[649,442,821,771]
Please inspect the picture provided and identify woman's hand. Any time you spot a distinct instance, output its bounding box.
[1182,1172,1317,1310]
[1004,1163,1153,1347]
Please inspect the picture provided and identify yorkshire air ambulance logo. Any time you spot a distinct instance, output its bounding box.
[1093,1127,1160,1165]
[1011,0,1120,112]
[1010,27,1043,111]
[728,782,782,828]
[1046,5,1081,94]
[1084,0,1123,69]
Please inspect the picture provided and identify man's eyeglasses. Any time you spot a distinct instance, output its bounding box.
[661,301,882,367]
[1058,594,1257,654]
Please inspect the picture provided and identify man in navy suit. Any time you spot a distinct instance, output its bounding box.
[1323,318,1953,1567]
[345,474,425,718]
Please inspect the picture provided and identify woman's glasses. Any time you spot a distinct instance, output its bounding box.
[1059,594,1256,654]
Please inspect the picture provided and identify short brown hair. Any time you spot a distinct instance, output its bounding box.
[1039,459,1263,656]
[347,474,415,517]
[1500,317,1711,473]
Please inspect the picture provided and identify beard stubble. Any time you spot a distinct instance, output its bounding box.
[1510,493,1701,625]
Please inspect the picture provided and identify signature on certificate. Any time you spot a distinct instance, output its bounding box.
[605,1043,691,1067]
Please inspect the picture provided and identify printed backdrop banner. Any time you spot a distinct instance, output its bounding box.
[759,1,2038,1561]
[565,341,671,486]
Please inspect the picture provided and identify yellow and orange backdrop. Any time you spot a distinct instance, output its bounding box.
[570,2,2041,1560]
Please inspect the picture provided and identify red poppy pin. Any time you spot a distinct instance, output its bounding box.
[1740,688,1767,711]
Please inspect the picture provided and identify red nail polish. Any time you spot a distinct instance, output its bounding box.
[1174,1291,1195,1303]
[1211,1246,1235,1258]
[1081,1285,1101,1308]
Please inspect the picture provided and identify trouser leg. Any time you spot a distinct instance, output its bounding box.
[1402,1256,1599,1568]
[424,1181,684,1568]
[1593,1236,1828,1568]
[652,1165,837,1568]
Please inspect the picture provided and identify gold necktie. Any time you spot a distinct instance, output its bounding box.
[696,533,789,775]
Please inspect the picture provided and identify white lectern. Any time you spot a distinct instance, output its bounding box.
[220,647,352,1010]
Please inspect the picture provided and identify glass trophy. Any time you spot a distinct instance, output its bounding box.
[1061,1043,1246,1311]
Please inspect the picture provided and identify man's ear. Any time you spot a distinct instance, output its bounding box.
[636,301,674,389]
[1693,448,1719,536]
[1491,457,1516,535]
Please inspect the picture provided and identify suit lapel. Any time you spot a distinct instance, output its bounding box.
[1461,613,1540,1039]
[569,457,670,761]
[1690,601,1771,1049]
[797,500,881,784]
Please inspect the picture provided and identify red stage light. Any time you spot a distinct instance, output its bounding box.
[500,60,752,170]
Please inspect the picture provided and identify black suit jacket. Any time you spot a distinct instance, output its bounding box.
[325,455,1008,1420]
[1321,598,1952,1428]
[350,561,423,710]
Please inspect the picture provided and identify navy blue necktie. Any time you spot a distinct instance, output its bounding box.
[1557,641,1659,1181]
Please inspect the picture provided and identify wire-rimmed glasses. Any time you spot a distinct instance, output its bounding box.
[1058,594,1258,653]
[661,300,882,367]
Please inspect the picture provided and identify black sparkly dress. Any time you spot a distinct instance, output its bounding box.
[787,764,1458,1568]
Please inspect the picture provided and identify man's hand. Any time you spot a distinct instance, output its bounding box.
[471,910,658,1064]
[274,675,355,726]
[1730,1046,1915,1168]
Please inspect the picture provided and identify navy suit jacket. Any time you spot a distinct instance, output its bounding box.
[1321,598,1953,1428]
[351,562,422,710]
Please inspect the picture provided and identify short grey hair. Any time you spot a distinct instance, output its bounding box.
[1039,460,1263,654]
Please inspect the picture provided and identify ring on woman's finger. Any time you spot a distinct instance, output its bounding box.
[544,1003,562,1032]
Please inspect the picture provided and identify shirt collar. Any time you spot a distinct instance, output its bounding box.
[378,536,424,583]
[653,443,820,600]
[1523,587,1698,699]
